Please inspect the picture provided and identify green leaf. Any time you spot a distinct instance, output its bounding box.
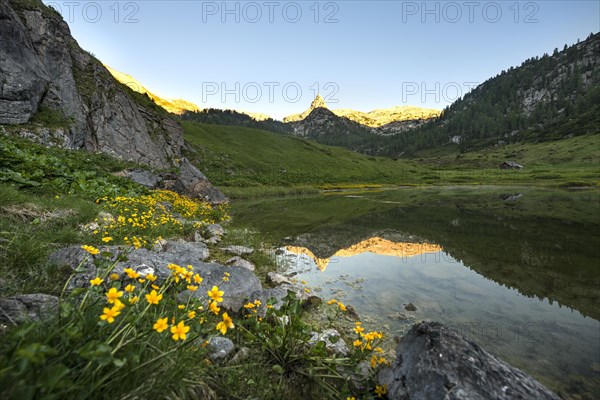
[39,364,71,389]
[272,364,283,374]
[112,358,127,368]
[69,288,86,297]
[78,341,113,366]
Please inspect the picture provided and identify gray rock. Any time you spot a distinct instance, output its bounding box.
[205,223,225,238]
[404,303,417,311]
[208,336,235,361]
[179,262,262,311]
[267,272,295,285]
[309,328,349,356]
[117,169,162,188]
[378,321,560,400]
[0,1,50,124]
[196,225,223,244]
[1,1,227,204]
[162,240,209,263]
[221,245,254,256]
[48,242,261,311]
[1,1,185,168]
[225,256,255,271]
[229,347,251,364]
[0,294,59,325]
[387,312,409,321]
[173,158,228,204]
[205,236,219,244]
[347,360,372,392]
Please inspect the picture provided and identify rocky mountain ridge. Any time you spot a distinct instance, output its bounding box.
[103,65,201,115]
[0,0,224,202]
[381,32,600,156]
[283,95,440,130]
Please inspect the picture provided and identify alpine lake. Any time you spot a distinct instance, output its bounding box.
[229,186,600,399]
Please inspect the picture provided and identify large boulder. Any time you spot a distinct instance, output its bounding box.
[171,158,228,204]
[378,321,560,400]
[48,241,261,311]
[0,0,50,124]
[0,294,59,325]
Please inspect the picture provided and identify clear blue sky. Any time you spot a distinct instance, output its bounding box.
[43,1,599,119]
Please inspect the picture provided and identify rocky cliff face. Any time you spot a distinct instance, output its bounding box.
[0,0,182,169]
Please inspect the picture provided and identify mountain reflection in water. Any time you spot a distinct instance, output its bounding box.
[286,238,442,271]
[231,187,600,399]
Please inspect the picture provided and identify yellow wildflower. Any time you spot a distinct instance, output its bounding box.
[193,274,203,284]
[109,273,120,281]
[105,287,123,304]
[353,339,362,347]
[100,306,120,323]
[129,296,139,304]
[124,268,140,279]
[209,301,220,315]
[243,302,255,309]
[81,245,100,255]
[178,304,186,310]
[145,289,163,305]
[153,317,169,333]
[188,311,196,319]
[146,273,157,282]
[338,302,347,312]
[152,284,160,290]
[187,285,199,291]
[125,284,135,293]
[90,277,103,286]
[354,324,364,334]
[207,286,224,303]
[170,321,190,341]
[216,312,234,335]
[326,299,338,305]
[101,237,113,243]
[370,355,378,368]
[113,299,126,311]
[375,384,387,397]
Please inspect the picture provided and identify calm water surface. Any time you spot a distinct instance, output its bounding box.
[231,187,600,399]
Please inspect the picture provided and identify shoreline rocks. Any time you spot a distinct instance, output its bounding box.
[378,321,560,400]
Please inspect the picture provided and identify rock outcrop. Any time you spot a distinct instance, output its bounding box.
[0,0,226,203]
[1,0,180,168]
[170,158,228,204]
[378,321,560,400]
[0,293,59,325]
[48,242,261,311]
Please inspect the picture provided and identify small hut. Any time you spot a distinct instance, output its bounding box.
[499,161,523,170]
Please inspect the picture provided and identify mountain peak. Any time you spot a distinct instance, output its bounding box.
[283,94,329,122]
[310,94,327,110]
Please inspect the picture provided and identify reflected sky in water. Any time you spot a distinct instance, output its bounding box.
[278,244,600,397]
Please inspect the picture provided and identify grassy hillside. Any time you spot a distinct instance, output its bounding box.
[182,121,424,188]
[183,122,599,193]
[415,133,600,186]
